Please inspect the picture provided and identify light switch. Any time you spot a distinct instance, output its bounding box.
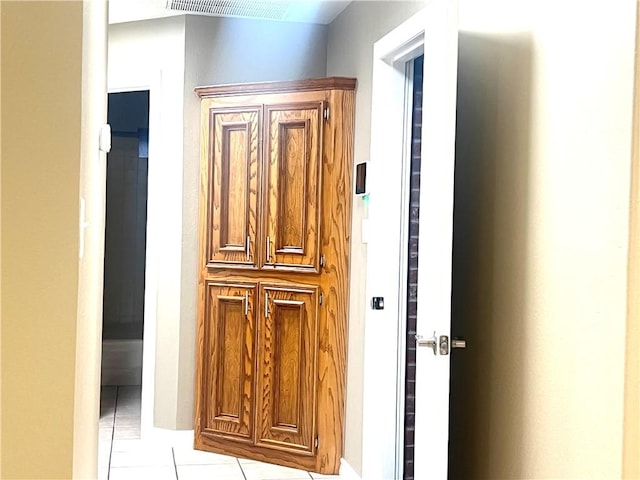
[371,297,384,310]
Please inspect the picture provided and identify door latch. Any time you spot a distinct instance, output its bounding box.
[415,331,437,355]
[439,335,449,355]
[416,333,467,356]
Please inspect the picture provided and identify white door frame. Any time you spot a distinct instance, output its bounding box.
[361,2,458,479]
[107,78,160,437]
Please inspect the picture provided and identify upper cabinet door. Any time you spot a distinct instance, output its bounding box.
[205,107,260,269]
[263,102,324,273]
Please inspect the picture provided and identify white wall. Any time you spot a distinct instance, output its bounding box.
[178,14,328,427]
[108,16,186,430]
[185,15,327,86]
[329,0,636,478]
[623,7,640,472]
[453,1,635,477]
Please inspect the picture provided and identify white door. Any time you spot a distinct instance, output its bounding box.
[413,1,459,479]
[362,1,459,479]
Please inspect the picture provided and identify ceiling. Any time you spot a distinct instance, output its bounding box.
[109,0,352,25]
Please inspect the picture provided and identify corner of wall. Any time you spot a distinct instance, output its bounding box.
[73,0,108,477]
[0,0,3,475]
[340,458,362,480]
[623,5,640,478]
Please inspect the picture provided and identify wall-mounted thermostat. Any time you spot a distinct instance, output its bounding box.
[355,161,368,196]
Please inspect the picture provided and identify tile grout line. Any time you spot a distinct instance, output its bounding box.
[107,386,119,480]
[237,457,245,480]
[171,447,179,480]
[238,457,248,480]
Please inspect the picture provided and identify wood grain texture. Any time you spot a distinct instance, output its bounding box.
[312,88,355,474]
[195,79,356,475]
[220,127,248,246]
[264,102,323,273]
[196,77,357,98]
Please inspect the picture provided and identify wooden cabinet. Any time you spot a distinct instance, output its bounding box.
[195,78,355,475]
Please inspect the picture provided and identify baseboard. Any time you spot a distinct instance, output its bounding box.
[340,458,362,480]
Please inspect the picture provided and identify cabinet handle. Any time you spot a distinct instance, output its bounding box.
[266,236,271,263]
[264,292,269,318]
[245,291,249,316]
[246,235,250,260]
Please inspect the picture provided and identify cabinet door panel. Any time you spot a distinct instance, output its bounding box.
[199,281,256,442]
[206,108,260,269]
[256,284,319,454]
[263,103,323,272]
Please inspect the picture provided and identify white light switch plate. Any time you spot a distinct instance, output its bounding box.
[99,124,112,153]
[361,218,369,244]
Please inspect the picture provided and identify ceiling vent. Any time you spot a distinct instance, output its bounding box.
[166,0,294,21]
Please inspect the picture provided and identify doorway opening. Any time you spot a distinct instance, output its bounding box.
[100,90,150,444]
[402,54,424,480]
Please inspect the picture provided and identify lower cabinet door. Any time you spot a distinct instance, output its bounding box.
[256,284,320,454]
[197,281,256,442]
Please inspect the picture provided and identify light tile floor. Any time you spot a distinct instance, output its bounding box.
[100,386,341,480]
